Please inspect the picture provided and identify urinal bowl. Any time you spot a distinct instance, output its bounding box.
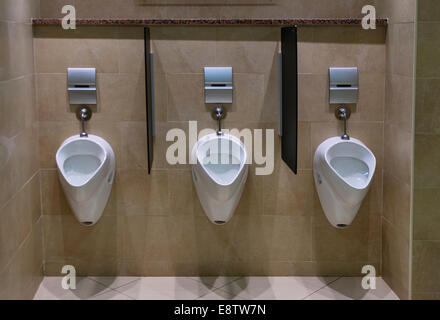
[191,133,248,225]
[313,137,376,228]
[56,135,115,226]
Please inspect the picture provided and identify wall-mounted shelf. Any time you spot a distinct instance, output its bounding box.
[32,18,388,26]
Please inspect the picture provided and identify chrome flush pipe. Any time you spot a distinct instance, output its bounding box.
[213,106,225,136]
[335,106,351,140]
[76,106,92,138]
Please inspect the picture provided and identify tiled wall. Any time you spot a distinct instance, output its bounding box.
[0,0,43,299]
[39,0,377,19]
[376,0,416,300]
[34,24,386,277]
[412,0,440,300]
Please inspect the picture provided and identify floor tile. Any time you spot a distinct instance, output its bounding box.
[33,277,110,300]
[217,277,338,300]
[89,289,135,300]
[88,276,140,289]
[197,288,247,300]
[114,277,211,300]
[305,277,399,300]
[189,277,242,290]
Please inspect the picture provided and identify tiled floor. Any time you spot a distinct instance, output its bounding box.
[33,276,399,300]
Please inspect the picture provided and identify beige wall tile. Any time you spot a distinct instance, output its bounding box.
[166,73,210,122]
[0,22,34,81]
[34,26,120,74]
[0,173,40,272]
[0,75,35,137]
[412,292,440,300]
[358,73,385,122]
[414,134,440,188]
[118,215,169,260]
[165,215,199,262]
[61,215,119,259]
[376,0,416,23]
[76,0,167,19]
[226,215,312,262]
[233,167,264,217]
[0,221,43,300]
[415,78,440,134]
[413,241,440,293]
[168,169,196,216]
[303,26,386,75]
[263,166,315,217]
[39,0,75,19]
[0,125,39,207]
[151,26,216,74]
[417,22,440,78]
[383,172,411,236]
[115,169,169,216]
[215,26,279,74]
[312,215,380,262]
[118,27,145,74]
[382,218,410,299]
[42,215,65,261]
[36,73,72,121]
[40,169,72,216]
[418,0,440,22]
[414,188,440,241]
[0,0,40,23]
[384,123,412,184]
[95,73,146,121]
[385,74,414,132]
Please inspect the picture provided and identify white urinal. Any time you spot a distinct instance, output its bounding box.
[56,135,115,226]
[313,136,376,228]
[191,133,248,225]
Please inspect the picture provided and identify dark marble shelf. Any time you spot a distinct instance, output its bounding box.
[32,18,388,26]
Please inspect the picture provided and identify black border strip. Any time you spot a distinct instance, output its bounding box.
[281,26,298,175]
[144,27,153,174]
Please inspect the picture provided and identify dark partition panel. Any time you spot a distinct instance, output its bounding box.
[281,26,298,175]
[144,27,153,174]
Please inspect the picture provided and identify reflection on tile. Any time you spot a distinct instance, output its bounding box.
[218,277,337,300]
[189,276,241,290]
[88,276,140,289]
[305,277,399,300]
[33,277,110,300]
[197,288,247,300]
[89,290,134,300]
[115,277,211,300]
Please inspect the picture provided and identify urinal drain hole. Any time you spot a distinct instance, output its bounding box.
[214,220,226,225]
[82,221,93,226]
[337,224,348,228]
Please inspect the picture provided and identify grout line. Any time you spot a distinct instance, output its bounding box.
[301,276,342,300]
[91,287,135,300]
[191,276,243,300]
[187,276,242,291]
[87,276,141,291]
[213,276,243,291]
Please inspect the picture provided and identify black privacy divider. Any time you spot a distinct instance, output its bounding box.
[281,26,298,175]
[144,27,153,174]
